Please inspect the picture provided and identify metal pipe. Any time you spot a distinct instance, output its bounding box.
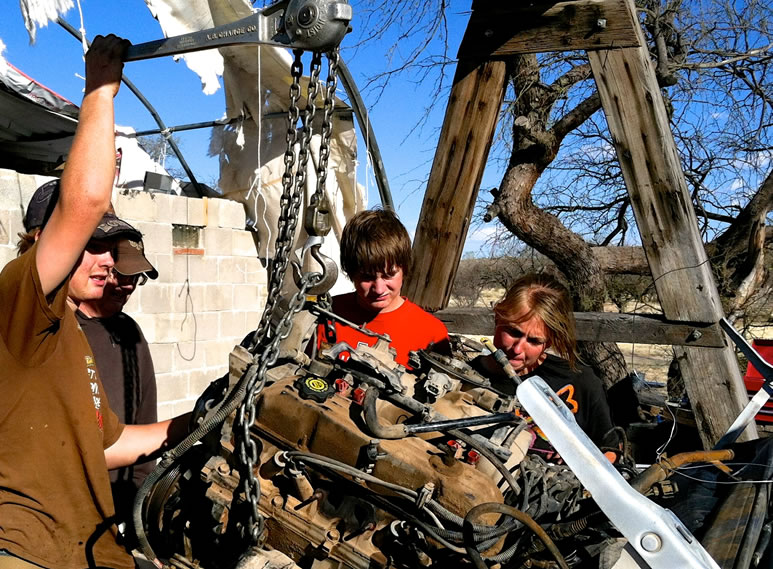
[336,58,394,210]
[405,412,517,434]
[630,449,735,493]
[132,107,353,137]
[56,17,205,197]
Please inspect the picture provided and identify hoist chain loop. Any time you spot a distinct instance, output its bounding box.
[234,47,338,547]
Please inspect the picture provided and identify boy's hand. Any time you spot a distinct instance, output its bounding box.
[84,34,130,98]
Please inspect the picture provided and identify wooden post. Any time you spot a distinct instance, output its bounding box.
[587,0,754,447]
[403,58,507,310]
[406,0,637,311]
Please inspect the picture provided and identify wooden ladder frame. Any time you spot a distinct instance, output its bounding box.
[403,0,753,447]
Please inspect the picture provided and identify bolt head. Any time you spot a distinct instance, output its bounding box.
[641,532,662,552]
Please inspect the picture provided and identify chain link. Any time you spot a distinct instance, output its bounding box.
[315,50,339,201]
[234,48,339,546]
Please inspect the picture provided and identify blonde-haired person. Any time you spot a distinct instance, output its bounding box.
[472,273,616,452]
[318,209,450,367]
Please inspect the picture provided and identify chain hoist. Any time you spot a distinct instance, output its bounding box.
[120,0,352,559]
[234,45,340,545]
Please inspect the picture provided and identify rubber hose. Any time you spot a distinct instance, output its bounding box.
[362,387,408,439]
[463,502,570,569]
[133,362,262,565]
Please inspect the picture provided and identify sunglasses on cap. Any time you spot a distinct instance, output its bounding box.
[110,268,148,287]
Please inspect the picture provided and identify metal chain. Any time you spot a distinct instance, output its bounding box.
[314,50,339,202]
[248,50,304,351]
[234,48,339,546]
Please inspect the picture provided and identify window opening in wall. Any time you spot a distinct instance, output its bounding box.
[172,224,203,255]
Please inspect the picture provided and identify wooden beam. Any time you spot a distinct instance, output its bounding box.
[435,307,727,348]
[459,0,640,59]
[404,59,507,309]
[587,0,753,447]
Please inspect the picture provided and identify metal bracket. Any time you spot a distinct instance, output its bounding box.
[124,0,352,62]
[518,376,720,569]
[714,318,772,448]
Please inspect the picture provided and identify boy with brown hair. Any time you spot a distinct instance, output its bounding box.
[320,209,449,367]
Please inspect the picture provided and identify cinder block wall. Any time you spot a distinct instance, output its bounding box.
[0,170,267,420]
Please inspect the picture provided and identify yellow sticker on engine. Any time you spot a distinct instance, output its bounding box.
[305,377,329,392]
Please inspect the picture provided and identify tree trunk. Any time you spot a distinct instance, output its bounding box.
[495,162,628,388]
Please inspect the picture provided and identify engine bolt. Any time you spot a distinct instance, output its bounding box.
[326,529,340,541]
[271,495,283,508]
[640,532,662,552]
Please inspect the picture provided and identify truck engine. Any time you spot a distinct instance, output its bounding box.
[135,305,599,569]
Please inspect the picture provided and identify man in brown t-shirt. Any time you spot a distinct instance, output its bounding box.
[0,36,188,569]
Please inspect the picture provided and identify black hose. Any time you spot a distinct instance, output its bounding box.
[463,503,569,569]
[132,363,262,565]
[363,387,517,438]
[362,387,408,439]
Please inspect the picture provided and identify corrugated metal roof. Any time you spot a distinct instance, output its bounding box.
[0,58,78,174]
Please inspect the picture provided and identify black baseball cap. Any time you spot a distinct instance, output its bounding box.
[24,179,141,242]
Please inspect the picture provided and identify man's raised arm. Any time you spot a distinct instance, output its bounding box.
[36,34,129,295]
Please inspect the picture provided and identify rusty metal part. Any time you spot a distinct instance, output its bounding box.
[254,378,503,517]
[630,450,735,494]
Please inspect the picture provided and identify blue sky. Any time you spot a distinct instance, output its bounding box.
[0,0,498,253]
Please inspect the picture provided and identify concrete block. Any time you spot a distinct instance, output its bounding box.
[8,214,25,250]
[122,292,141,314]
[202,227,233,257]
[132,221,173,254]
[186,312,219,343]
[156,371,190,403]
[137,283,173,314]
[151,253,173,283]
[219,310,247,337]
[114,190,159,222]
[154,313,197,343]
[173,341,207,371]
[233,284,261,311]
[169,194,194,225]
[171,253,211,283]
[131,314,157,343]
[204,283,233,312]
[232,230,258,257]
[157,402,177,421]
[244,311,263,334]
[157,399,195,421]
[190,367,223,395]
[148,342,175,374]
[0,209,10,245]
[171,283,206,314]
[0,170,20,209]
[208,197,247,229]
[0,246,16,270]
[244,257,268,285]
[0,170,50,210]
[152,193,174,223]
[187,198,207,227]
[204,339,235,368]
[218,257,247,284]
